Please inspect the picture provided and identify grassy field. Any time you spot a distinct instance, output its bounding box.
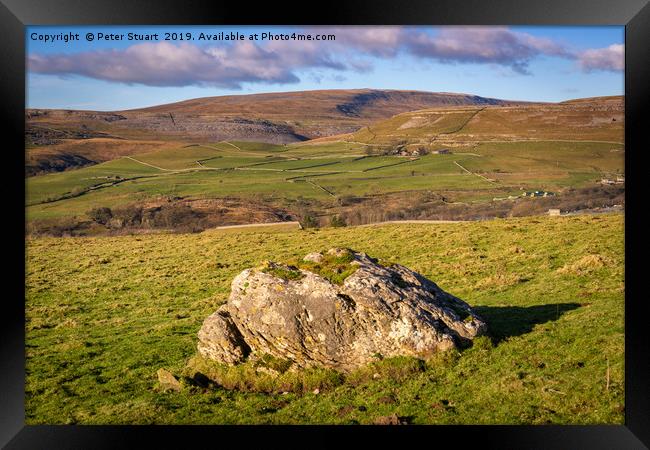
[26,139,624,222]
[25,213,624,424]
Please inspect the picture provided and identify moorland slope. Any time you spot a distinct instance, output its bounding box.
[26,89,531,174]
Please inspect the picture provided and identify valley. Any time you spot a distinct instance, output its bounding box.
[25,90,624,235]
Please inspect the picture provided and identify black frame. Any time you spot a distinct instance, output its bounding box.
[3,0,649,448]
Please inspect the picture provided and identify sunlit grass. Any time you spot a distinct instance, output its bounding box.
[25,213,624,424]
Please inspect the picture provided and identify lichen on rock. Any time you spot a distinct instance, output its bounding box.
[197,248,487,372]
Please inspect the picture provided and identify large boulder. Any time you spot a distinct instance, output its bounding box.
[197,248,487,372]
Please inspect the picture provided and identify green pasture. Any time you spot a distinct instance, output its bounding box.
[26,139,624,221]
[25,213,625,424]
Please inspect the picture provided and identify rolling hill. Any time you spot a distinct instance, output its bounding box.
[26,89,531,175]
[25,93,624,232]
[128,89,527,122]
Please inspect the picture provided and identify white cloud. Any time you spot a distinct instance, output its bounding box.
[27,27,623,88]
[577,44,624,72]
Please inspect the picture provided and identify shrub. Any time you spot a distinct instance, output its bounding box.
[300,215,319,229]
[336,195,361,207]
[27,217,87,237]
[329,215,346,228]
[87,207,113,225]
[149,204,206,231]
[337,184,624,225]
[112,205,143,227]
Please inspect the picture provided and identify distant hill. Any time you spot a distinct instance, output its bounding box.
[26,89,530,144]
[310,95,624,148]
[25,90,621,176]
[127,89,528,122]
[559,95,623,105]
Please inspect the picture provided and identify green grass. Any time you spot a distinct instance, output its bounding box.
[248,158,355,171]
[25,213,624,424]
[282,142,368,158]
[134,146,224,170]
[185,353,344,394]
[26,138,623,222]
[200,156,286,169]
[462,141,624,175]
[332,156,409,171]
[226,141,288,153]
[25,158,163,207]
[312,171,494,198]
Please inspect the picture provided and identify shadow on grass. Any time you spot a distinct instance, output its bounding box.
[474,303,581,344]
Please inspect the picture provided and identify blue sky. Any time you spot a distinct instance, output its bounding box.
[26,26,624,111]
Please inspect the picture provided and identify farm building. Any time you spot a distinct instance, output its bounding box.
[601,176,624,185]
[522,191,555,198]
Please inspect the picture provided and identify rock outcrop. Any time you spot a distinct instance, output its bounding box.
[197,248,487,372]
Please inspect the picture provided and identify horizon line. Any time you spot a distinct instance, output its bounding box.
[25,87,624,112]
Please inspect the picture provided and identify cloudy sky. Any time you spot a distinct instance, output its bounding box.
[26,25,624,110]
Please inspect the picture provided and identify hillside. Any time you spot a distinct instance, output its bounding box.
[314,95,624,149]
[27,89,529,142]
[25,138,187,177]
[25,89,530,174]
[559,95,623,106]
[128,89,526,121]
[25,92,621,177]
[25,94,624,232]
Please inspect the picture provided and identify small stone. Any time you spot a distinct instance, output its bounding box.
[312,388,320,394]
[327,247,351,257]
[157,368,182,392]
[303,252,324,263]
[373,373,381,379]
